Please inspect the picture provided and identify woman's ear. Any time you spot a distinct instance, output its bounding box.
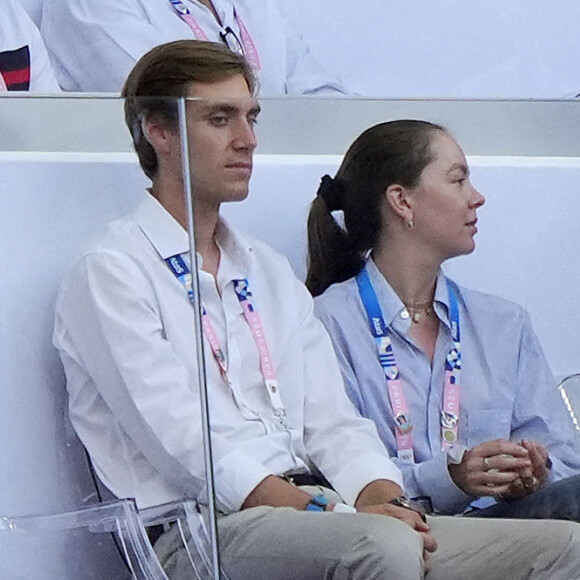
[385,184,414,227]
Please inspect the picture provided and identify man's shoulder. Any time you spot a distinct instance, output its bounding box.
[60,212,156,292]
[82,213,146,259]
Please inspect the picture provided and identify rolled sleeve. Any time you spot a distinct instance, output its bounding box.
[332,454,403,506]
[212,451,273,513]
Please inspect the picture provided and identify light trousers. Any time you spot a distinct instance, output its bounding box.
[156,487,580,580]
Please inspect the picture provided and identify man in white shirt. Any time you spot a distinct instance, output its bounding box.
[53,39,580,579]
[1,0,59,91]
[41,0,347,95]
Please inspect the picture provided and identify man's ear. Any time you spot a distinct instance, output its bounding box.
[385,183,414,226]
[141,114,177,155]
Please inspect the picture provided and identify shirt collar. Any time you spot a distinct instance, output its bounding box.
[214,218,253,282]
[365,257,452,330]
[133,192,189,259]
[132,192,253,279]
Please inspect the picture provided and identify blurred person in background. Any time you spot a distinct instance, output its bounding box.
[40,0,348,95]
[1,0,59,91]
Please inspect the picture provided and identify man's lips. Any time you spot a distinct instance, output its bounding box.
[226,161,252,170]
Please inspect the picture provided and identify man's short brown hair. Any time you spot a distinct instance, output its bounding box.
[122,40,256,180]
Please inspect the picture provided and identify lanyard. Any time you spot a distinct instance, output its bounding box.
[356,266,462,462]
[165,254,285,418]
[169,0,261,70]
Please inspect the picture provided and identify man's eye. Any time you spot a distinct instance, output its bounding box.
[248,114,259,126]
[211,116,228,126]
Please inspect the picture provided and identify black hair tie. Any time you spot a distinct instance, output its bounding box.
[317,174,342,212]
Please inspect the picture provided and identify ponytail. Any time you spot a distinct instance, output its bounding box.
[305,176,364,297]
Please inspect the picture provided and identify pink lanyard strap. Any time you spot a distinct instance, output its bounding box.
[233,279,284,417]
[169,0,261,70]
[165,255,284,418]
[357,267,462,460]
[379,336,415,462]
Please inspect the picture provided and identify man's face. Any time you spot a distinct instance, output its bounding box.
[184,75,260,210]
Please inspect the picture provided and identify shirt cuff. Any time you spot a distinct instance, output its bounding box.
[331,452,404,506]
[415,451,472,514]
[210,450,274,514]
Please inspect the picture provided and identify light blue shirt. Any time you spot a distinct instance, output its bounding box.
[315,258,580,514]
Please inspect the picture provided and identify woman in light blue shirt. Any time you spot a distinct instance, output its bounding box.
[307,120,580,519]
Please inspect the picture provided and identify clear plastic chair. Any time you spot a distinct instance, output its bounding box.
[138,500,229,580]
[0,499,169,580]
[558,373,580,432]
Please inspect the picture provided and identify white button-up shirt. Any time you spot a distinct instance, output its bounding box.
[54,193,401,512]
[41,0,348,95]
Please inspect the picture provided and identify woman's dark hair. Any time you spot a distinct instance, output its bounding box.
[306,120,445,296]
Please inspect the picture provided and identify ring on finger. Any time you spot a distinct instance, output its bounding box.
[482,457,492,471]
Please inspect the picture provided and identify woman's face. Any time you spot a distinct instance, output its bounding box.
[409,131,485,262]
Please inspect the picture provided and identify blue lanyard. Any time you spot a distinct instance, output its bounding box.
[356,265,462,455]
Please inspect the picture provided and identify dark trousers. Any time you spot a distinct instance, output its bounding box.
[467,473,580,521]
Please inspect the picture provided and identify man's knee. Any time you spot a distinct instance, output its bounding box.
[336,515,424,580]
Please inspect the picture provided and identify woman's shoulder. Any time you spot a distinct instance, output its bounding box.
[314,276,362,319]
[450,278,529,324]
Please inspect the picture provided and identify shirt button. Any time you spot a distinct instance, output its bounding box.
[400,309,410,320]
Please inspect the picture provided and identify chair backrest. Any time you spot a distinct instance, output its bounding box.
[0,499,169,580]
[138,500,228,580]
[558,374,580,432]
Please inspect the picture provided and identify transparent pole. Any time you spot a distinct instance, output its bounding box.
[177,97,221,580]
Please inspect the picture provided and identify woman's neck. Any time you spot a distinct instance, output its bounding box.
[372,240,440,308]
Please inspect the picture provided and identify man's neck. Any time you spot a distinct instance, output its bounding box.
[193,204,221,277]
[150,182,221,277]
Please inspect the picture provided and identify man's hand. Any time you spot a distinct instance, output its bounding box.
[355,480,436,570]
[448,439,532,497]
